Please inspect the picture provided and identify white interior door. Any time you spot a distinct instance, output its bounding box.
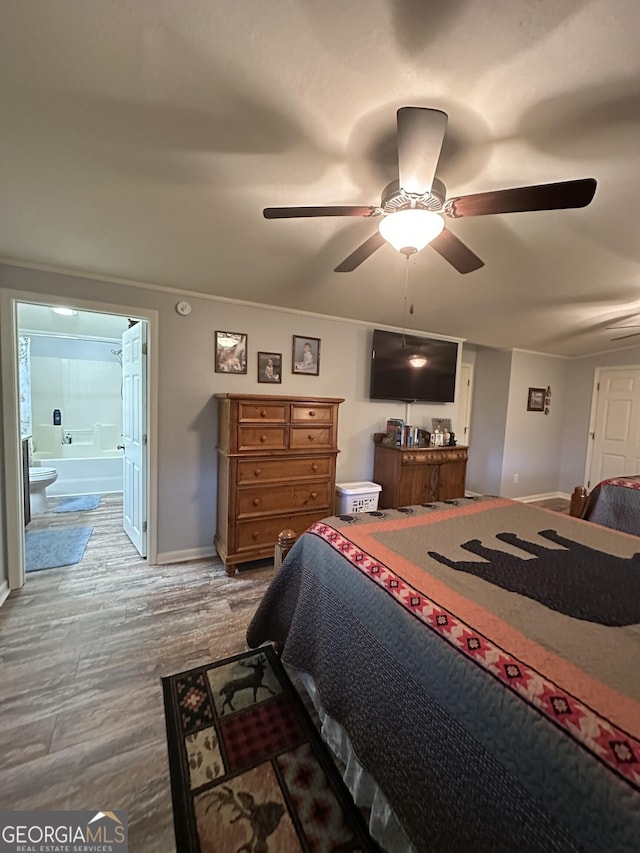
[587,366,640,488]
[458,363,474,446]
[122,321,147,556]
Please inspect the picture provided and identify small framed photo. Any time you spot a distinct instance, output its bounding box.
[292,335,320,376]
[431,417,452,434]
[257,351,282,384]
[527,387,546,412]
[215,331,247,374]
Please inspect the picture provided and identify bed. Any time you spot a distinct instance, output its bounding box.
[571,475,640,536]
[246,495,640,852]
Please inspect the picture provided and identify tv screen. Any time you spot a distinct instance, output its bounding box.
[370,329,458,403]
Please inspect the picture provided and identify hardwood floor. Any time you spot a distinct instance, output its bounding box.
[1,491,572,850]
[528,497,570,513]
[1,494,275,852]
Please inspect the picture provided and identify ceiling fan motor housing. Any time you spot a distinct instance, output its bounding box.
[381,178,447,214]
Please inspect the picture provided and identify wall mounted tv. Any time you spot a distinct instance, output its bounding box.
[370,328,458,403]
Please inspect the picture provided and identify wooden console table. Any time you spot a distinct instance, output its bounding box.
[373,443,468,509]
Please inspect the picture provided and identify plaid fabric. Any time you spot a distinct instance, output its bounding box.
[220,694,306,773]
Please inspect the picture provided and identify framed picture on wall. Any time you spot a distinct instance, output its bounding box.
[527,387,546,411]
[257,351,282,384]
[292,335,320,376]
[215,331,247,374]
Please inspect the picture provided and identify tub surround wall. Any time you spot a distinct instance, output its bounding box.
[24,331,125,445]
[31,423,120,458]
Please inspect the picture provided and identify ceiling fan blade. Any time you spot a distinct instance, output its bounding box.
[264,205,377,219]
[611,331,640,341]
[397,107,448,197]
[334,232,386,272]
[607,324,640,330]
[429,228,484,274]
[445,178,597,218]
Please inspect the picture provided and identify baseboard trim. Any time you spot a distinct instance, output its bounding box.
[515,491,571,503]
[156,545,217,565]
[0,579,10,608]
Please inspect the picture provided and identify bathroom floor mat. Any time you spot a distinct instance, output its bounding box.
[25,527,93,572]
[54,494,101,513]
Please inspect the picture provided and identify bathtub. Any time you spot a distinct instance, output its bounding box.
[31,452,123,497]
[32,423,120,457]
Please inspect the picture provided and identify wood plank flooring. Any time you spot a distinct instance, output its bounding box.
[1,492,571,850]
[1,494,275,852]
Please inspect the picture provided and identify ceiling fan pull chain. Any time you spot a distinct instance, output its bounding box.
[401,256,411,346]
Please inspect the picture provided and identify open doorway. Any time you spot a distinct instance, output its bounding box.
[1,292,157,591]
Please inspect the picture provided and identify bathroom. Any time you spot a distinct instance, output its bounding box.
[19,303,130,514]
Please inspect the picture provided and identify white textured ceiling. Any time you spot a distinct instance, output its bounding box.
[2,0,640,356]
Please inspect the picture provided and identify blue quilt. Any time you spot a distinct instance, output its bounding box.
[247,496,640,852]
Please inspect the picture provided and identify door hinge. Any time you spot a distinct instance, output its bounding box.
[142,342,148,355]
[143,521,147,533]
[590,432,595,439]
[143,433,148,445]
[596,381,600,391]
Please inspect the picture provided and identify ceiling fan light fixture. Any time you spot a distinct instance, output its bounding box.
[408,354,427,368]
[378,209,445,254]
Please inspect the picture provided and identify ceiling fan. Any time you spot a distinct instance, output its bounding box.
[608,324,640,341]
[264,107,597,274]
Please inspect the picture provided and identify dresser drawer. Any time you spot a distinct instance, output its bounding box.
[236,510,325,552]
[237,481,332,518]
[237,426,287,451]
[237,456,333,484]
[291,403,335,424]
[290,426,332,450]
[238,401,288,423]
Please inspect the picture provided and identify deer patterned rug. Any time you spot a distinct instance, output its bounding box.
[161,644,376,852]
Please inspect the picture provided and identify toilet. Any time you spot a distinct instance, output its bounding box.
[28,466,58,514]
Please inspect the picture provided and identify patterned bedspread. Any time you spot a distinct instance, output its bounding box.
[246,496,640,852]
[582,474,640,535]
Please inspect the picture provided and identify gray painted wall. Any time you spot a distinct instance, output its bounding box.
[4,262,640,572]
[0,363,6,592]
[464,343,640,499]
[500,351,568,498]
[465,346,512,495]
[0,263,465,562]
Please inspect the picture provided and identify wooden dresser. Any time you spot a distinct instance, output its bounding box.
[373,443,468,509]
[215,393,343,574]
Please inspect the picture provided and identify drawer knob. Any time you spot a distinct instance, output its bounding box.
[252,531,259,540]
[260,410,267,417]
[308,410,316,417]
[308,433,315,441]
[310,491,318,499]
[254,468,262,476]
[311,463,318,472]
[260,434,267,443]
[253,498,260,506]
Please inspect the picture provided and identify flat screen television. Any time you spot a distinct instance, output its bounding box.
[370,328,458,403]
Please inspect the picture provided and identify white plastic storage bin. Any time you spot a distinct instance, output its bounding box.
[335,481,382,514]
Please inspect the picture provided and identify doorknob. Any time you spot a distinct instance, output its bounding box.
[117,444,125,450]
